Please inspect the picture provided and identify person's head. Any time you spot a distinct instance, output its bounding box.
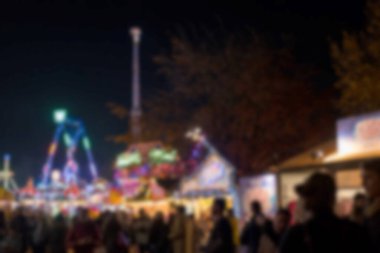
[363,160,380,200]
[99,211,111,223]
[139,209,147,218]
[250,201,262,215]
[212,198,226,217]
[76,208,89,222]
[274,209,291,233]
[54,213,65,226]
[227,208,235,218]
[114,211,126,225]
[106,214,121,232]
[35,210,46,223]
[170,203,177,214]
[176,205,185,216]
[14,206,24,216]
[353,192,367,207]
[155,211,164,221]
[295,172,336,214]
[349,192,367,224]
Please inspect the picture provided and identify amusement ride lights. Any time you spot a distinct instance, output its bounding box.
[40,109,98,188]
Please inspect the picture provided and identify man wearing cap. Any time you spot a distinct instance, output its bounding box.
[280,172,369,253]
[363,159,380,252]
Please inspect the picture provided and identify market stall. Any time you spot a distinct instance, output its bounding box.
[273,111,380,217]
[179,128,240,218]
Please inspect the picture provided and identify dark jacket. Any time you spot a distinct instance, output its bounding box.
[206,217,234,253]
[149,219,169,253]
[49,223,67,253]
[68,221,100,253]
[366,211,380,252]
[10,214,29,253]
[240,215,272,253]
[280,213,370,253]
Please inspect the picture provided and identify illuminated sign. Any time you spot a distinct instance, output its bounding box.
[148,148,177,164]
[338,111,380,154]
[240,174,277,218]
[181,153,233,195]
[199,155,226,186]
[116,152,142,168]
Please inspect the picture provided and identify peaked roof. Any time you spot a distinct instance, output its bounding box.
[180,152,234,196]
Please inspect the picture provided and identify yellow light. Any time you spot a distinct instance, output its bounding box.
[49,144,57,155]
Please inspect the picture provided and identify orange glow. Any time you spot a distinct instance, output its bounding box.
[49,144,57,155]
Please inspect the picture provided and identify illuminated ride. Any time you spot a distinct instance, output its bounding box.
[113,129,227,201]
[39,110,98,196]
[114,141,184,200]
[112,127,241,218]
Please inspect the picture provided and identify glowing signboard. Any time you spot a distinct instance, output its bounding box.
[199,155,226,186]
[116,152,142,168]
[338,111,380,154]
[148,148,177,164]
[239,175,277,220]
[181,153,233,195]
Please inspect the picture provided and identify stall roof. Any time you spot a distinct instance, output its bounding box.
[275,111,380,172]
[274,140,336,171]
[324,150,380,163]
[274,139,380,172]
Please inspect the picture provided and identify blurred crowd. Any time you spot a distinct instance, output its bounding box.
[2,159,380,253]
[0,204,204,253]
[0,200,228,253]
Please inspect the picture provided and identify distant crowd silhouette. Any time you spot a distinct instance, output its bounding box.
[2,160,380,253]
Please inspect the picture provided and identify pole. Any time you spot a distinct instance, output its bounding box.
[130,26,142,140]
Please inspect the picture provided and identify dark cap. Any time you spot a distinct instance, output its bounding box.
[295,172,336,198]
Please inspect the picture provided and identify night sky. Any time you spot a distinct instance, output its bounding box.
[0,0,365,184]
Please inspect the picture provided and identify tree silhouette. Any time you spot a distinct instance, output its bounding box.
[110,32,334,174]
[331,0,380,114]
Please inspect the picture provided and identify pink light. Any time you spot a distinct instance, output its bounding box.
[43,165,49,174]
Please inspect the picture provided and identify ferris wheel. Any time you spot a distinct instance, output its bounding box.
[40,109,98,187]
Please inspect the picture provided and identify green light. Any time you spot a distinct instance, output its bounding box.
[149,148,177,164]
[149,149,165,159]
[116,152,142,168]
[64,133,71,147]
[83,137,91,150]
[54,109,67,123]
[163,151,177,161]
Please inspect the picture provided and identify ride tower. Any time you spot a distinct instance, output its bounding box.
[130,26,142,141]
[40,109,98,188]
